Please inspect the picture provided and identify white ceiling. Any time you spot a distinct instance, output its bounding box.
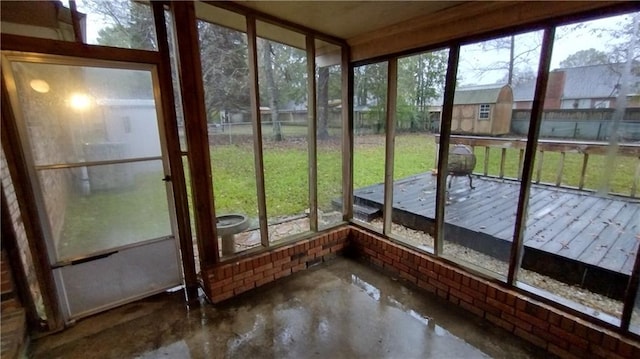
[236,1,464,41]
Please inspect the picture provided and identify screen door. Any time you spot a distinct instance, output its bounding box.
[2,52,183,321]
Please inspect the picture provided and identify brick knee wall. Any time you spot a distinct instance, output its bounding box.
[348,227,640,359]
[199,225,639,358]
[201,227,350,303]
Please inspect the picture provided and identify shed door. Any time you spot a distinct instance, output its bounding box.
[2,52,182,322]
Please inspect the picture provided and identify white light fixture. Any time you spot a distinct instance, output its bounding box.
[30,79,50,93]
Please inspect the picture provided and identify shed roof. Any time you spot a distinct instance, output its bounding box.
[453,84,510,105]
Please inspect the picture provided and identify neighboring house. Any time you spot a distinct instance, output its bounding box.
[451,84,513,135]
[512,63,640,110]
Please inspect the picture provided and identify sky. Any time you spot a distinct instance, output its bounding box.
[457,13,636,85]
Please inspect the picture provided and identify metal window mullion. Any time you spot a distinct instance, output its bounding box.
[507,27,555,285]
[34,156,163,170]
[306,35,318,232]
[246,16,269,247]
[382,59,397,236]
[342,47,354,221]
[434,45,460,256]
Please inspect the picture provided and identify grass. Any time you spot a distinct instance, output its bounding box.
[57,171,170,260]
[58,132,637,257]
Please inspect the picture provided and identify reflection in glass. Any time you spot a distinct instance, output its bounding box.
[39,162,171,261]
[7,59,173,264]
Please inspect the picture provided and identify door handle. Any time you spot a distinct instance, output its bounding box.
[162,175,172,182]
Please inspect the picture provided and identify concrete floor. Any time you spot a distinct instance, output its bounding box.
[30,258,547,358]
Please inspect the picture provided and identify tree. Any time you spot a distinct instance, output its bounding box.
[317,66,330,140]
[260,40,283,141]
[470,32,543,85]
[559,48,610,68]
[198,21,250,122]
[257,39,307,141]
[84,0,157,50]
[397,51,448,131]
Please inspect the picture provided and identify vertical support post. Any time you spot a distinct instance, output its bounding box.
[499,148,506,178]
[507,27,555,285]
[246,16,270,246]
[517,148,524,180]
[535,151,544,183]
[434,45,460,256]
[342,47,354,221]
[306,35,318,232]
[170,2,218,264]
[383,59,398,236]
[556,152,565,186]
[151,2,198,301]
[579,154,589,190]
[483,147,490,176]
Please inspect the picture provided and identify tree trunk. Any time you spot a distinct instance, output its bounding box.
[507,35,515,85]
[317,66,330,140]
[263,41,283,141]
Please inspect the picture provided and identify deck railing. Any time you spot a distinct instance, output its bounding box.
[435,135,640,198]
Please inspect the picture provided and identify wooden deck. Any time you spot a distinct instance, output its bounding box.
[354,172,640,277]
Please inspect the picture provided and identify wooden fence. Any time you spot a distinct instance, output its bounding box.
[435,135,640,198]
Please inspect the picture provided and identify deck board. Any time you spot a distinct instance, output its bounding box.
[354,172,640,275]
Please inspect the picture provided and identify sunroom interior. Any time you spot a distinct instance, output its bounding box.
[1,1,640,358]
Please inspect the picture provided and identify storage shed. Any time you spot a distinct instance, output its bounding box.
[451,84,513,135]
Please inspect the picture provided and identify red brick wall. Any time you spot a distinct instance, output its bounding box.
[201,227,350,303]
[200,225,639,358]
[349,227,640,359]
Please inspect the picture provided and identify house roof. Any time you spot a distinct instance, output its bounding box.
[511,63,640,102]
[560,64,638,99]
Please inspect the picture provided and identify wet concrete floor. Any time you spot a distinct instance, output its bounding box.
[30,257,547,358]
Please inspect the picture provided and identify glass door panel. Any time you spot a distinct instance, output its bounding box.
[3,53,182,321]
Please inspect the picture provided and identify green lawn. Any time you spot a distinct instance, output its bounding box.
[58,133,637,257]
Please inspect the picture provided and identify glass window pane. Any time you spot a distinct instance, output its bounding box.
[389,49,449,252]
[352,62,388,233]
[74,0,158,51]
[7,58,173,264]
[198,19,260,257]
[39,161,171,262]
[442,31,543,279]
[519,12,640,323]
[315,39,343,230]
[257,21,310,243]
[10,62,159,166]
